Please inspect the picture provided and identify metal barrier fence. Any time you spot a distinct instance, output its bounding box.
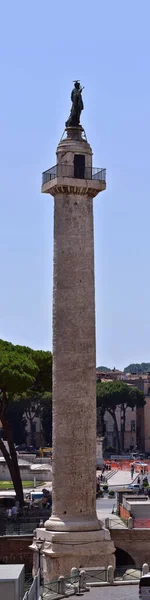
[41,569,90,599]
[0,513,50,536]
[23,570,40,600]
[23,563,149,599]
[104,516,128,529]
[115,566,142,581]
[40,565,144,597]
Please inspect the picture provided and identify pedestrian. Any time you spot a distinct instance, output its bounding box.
[12,504,18,518]
[131,467,134,479]
[131,463,134,475]
[29,499,33,510]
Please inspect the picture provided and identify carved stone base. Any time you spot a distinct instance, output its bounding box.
[31,526,116,582]
[44,514,103,531]
[66,125,84,140]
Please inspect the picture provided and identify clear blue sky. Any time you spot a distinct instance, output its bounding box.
[0,0,150,370]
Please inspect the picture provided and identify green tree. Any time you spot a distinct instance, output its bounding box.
[31,350,52,393]
[124,363,150,374]
[0,340,52,505]
[20,351,52,446]
[96,366,111,372]
[96,380,145,453]
[0,339,38,504]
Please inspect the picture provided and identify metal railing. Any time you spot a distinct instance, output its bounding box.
[105,516,128,529]
[23,564,147,599]
[40,565,143,596]
[0,511,51,536]
[23,570,40,600]
[114,566,142,581]
[42,164,106,185]
[41,569,89,599]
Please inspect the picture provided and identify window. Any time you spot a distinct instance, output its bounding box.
[74,154,85,179]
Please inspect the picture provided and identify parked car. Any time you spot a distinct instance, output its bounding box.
[15,444,26,452]
[15,445,37,454]
[127,483,140,491]
[133,461,148,467]
[131,453,145,460]
[139,572,150,599]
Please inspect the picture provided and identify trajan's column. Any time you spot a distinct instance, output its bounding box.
[32,82,115,580]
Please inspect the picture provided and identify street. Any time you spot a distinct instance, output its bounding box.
[96,495,126,528]
[87,585,138,600]
[96,497,116,523]
[96,498,116,512]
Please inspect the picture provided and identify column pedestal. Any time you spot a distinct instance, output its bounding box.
[31,525,115,582]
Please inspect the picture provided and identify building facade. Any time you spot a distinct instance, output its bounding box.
[24,371,150,453]
[96,370,150,454]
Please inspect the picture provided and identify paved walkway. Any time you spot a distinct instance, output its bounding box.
[87,586,138,600]
[106,469,138,487]
[97,503,127,529]
[96,469,139,528]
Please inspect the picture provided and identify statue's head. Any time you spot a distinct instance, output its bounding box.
[74,81,80,90]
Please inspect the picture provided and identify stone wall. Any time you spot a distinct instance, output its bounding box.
[0,462,32,481]
[0,536,33,571]
[111,529,150,567]
[2,529,150,572]
[0,460,52,482]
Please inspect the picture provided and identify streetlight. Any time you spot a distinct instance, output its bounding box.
[36,538,44,586]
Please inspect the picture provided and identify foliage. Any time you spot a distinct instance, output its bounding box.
[13,350,52,445]
[97,380,145,409]
[96,366,111,372]
[103,484,108,491]
[31,350,52,393]
[0,339,38,394]
[124,363,150,374]
[97,488,103,497]
[106,446,115,454]
[108,490,115,497]
[96,380,145,453]
[18,351,52,446]
[0,339,52,504]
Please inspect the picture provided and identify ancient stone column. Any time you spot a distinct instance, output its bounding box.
[48,129,98,533]
[31,125,115,580]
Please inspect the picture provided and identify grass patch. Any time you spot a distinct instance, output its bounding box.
[0,481,38,490]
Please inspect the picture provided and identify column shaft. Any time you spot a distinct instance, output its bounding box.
[52,193,96,522]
